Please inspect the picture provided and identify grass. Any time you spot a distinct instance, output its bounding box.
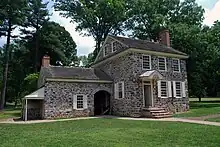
[206,117,220,122]
[174,97,220,118]
[0,118,220,147]
[0,104,21,120]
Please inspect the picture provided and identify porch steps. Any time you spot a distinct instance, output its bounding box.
[142,107,172,118]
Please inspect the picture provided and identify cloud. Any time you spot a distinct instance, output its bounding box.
[203,0,220,26]
[50,10,95,56]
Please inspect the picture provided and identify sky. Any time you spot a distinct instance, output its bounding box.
[0,0,220,56]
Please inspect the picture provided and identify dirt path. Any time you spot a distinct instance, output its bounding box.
[1,116,220,127]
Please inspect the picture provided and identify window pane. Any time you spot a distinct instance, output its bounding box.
[158,57,166,71]
[77,95,84,109]
[175,82,182,97]
[173,59,180,72]
[118,82,123,98]
[161,81,167,97]
[143,55,151,69]
[112,42,117,52]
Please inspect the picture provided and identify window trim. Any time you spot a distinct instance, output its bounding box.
[76,95,84,110]
[158,57,167,71]
[160,81,168,98]
[172,58,181,72]
[73,94,87,110]
[142,54,152,70]
[174,81,182,98]
[115,81,125,99]
[111,41,117,53]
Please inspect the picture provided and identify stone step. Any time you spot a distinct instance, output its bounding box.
[151,112,172,116]
[145,107,166,111]
[149,110,166,113]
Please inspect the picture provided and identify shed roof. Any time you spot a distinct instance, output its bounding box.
[24,87,44,100]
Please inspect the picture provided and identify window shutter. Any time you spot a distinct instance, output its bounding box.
[73,95,77,109]
[173,81,176,97]
[122,81,125,98]
[182,82,186,97]
[114,83,118,99]
[83,95,88,109]
[168,81,172,97]
[157,81,161,97]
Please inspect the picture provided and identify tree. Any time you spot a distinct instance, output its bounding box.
[26,21,78,68]
[0,0,28,110]
[21,0,50,72]
[55,0,128,63]
[126,0,204,40]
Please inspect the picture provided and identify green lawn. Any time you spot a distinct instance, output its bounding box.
[0,105,21,120]
[0,118,220,147]
[175,98,220,117]
[206,117,220,122]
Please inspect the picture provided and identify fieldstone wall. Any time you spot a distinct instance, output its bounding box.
[44,81,112,119]
[95,50,189,117]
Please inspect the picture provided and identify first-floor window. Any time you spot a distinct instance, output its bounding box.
[73,94,88,110]
[175,82,182,98]
[161,81,168,98]
[115,81,124,99]
[77,95,84,109]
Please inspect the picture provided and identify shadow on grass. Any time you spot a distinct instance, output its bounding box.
[190,101,220,109]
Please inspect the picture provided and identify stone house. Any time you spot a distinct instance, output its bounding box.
[22,30,189,120]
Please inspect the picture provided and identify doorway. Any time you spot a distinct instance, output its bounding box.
[94,90,110,115]
[143,84,153,107]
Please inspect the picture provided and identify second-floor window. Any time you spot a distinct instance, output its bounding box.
[142,55,151,70]
[172,59,180,72]
[158,57,167,71]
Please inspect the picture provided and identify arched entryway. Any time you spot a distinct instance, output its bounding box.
[94,90,110,115]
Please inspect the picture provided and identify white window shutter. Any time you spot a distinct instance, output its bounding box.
[114,83,118,99]
[173,81,176,98]
[157,81,161,97]
[182,82,186,97]
[122,81,125,98]
[73,95,77,109]
[83,95,88,109]
[168,81,172,97]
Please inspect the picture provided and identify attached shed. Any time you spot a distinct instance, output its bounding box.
[23,87,44,121]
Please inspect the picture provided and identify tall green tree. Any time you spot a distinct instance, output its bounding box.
[55,0,128,62]
[0,0,28,110]
[126,0,204,40]
[21,0,50,72]
[26,21,78,68]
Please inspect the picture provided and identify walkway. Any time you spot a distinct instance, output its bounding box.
[1,116,220,127]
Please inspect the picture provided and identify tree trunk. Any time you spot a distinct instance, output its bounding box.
[35,29,39,72]
[0,20,12,110]
[198,97,201,102]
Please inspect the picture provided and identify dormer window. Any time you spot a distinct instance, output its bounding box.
[112,41,117,52]
[104,46,108,57]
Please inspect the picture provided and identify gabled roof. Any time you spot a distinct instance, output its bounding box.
[41,66,112,81]
[110,35,187,56]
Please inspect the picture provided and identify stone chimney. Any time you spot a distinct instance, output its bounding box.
[42,55,50,67]
[159,30,170,47]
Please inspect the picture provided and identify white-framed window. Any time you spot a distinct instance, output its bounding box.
[172,58,180,72]
[77,95,84,109]
[103,46,108,57]
[112,41,117,52]
[173,81,186,98]
[161,81,168,98]
[73,94,88,110]
[158,81,172,98]
[142,55,151,70]
[158,57,167,71]
[114,81,125,99]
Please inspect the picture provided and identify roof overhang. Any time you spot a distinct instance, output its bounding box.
[46,78,113,83]
[140,70,164,80]
[24,87,44,100]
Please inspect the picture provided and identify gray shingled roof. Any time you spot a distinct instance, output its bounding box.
[110,35,187,56]
[42,66,112,81]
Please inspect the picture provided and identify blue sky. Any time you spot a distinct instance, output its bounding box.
[1,0,220,56]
